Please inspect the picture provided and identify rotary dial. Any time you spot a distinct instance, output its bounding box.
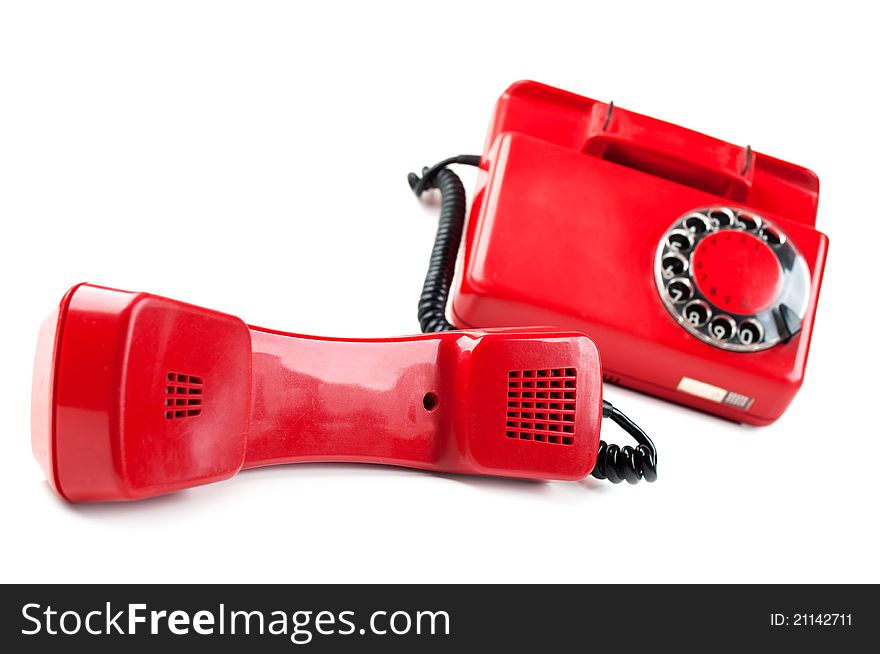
[654,206,810,352]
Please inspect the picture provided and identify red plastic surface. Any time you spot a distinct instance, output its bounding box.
[32,284,602,502]
[454,81,828,425]
[692,231,783,314]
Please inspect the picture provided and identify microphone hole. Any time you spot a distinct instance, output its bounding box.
[423,391,439,412]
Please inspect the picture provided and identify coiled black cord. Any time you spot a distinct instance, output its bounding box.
[595,400,658,484]
[408,156,658,484]
[408,155,481,332]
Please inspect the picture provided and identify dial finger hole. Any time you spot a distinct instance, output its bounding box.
[661,252,688,278]
[708,207,735,228]
[666,278,693,304]
[667,229,694,251]
[735,211,762,231]
[683,300,711,327]
[759,225,784,246]
[683,213,711,235]
[737,319,764,345]
[708,315,736,342]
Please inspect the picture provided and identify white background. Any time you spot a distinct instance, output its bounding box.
[1,1,878,584]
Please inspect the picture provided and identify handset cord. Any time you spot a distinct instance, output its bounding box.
[408,156,658,484]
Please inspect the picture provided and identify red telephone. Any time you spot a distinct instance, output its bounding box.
[410,81,828,425]
[31,283,655,502]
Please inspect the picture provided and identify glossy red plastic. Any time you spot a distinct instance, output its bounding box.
[32,283,602,502]
[691,232,783,314]
[452,81,828,425]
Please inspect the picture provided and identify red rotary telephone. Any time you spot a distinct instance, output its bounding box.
[37,81,826,501]
[410,81,828,425]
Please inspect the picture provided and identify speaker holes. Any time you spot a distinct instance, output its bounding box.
[506,369,576,445]
[164,372,203,419]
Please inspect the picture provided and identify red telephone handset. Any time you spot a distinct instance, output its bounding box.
[32,283,653,502]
